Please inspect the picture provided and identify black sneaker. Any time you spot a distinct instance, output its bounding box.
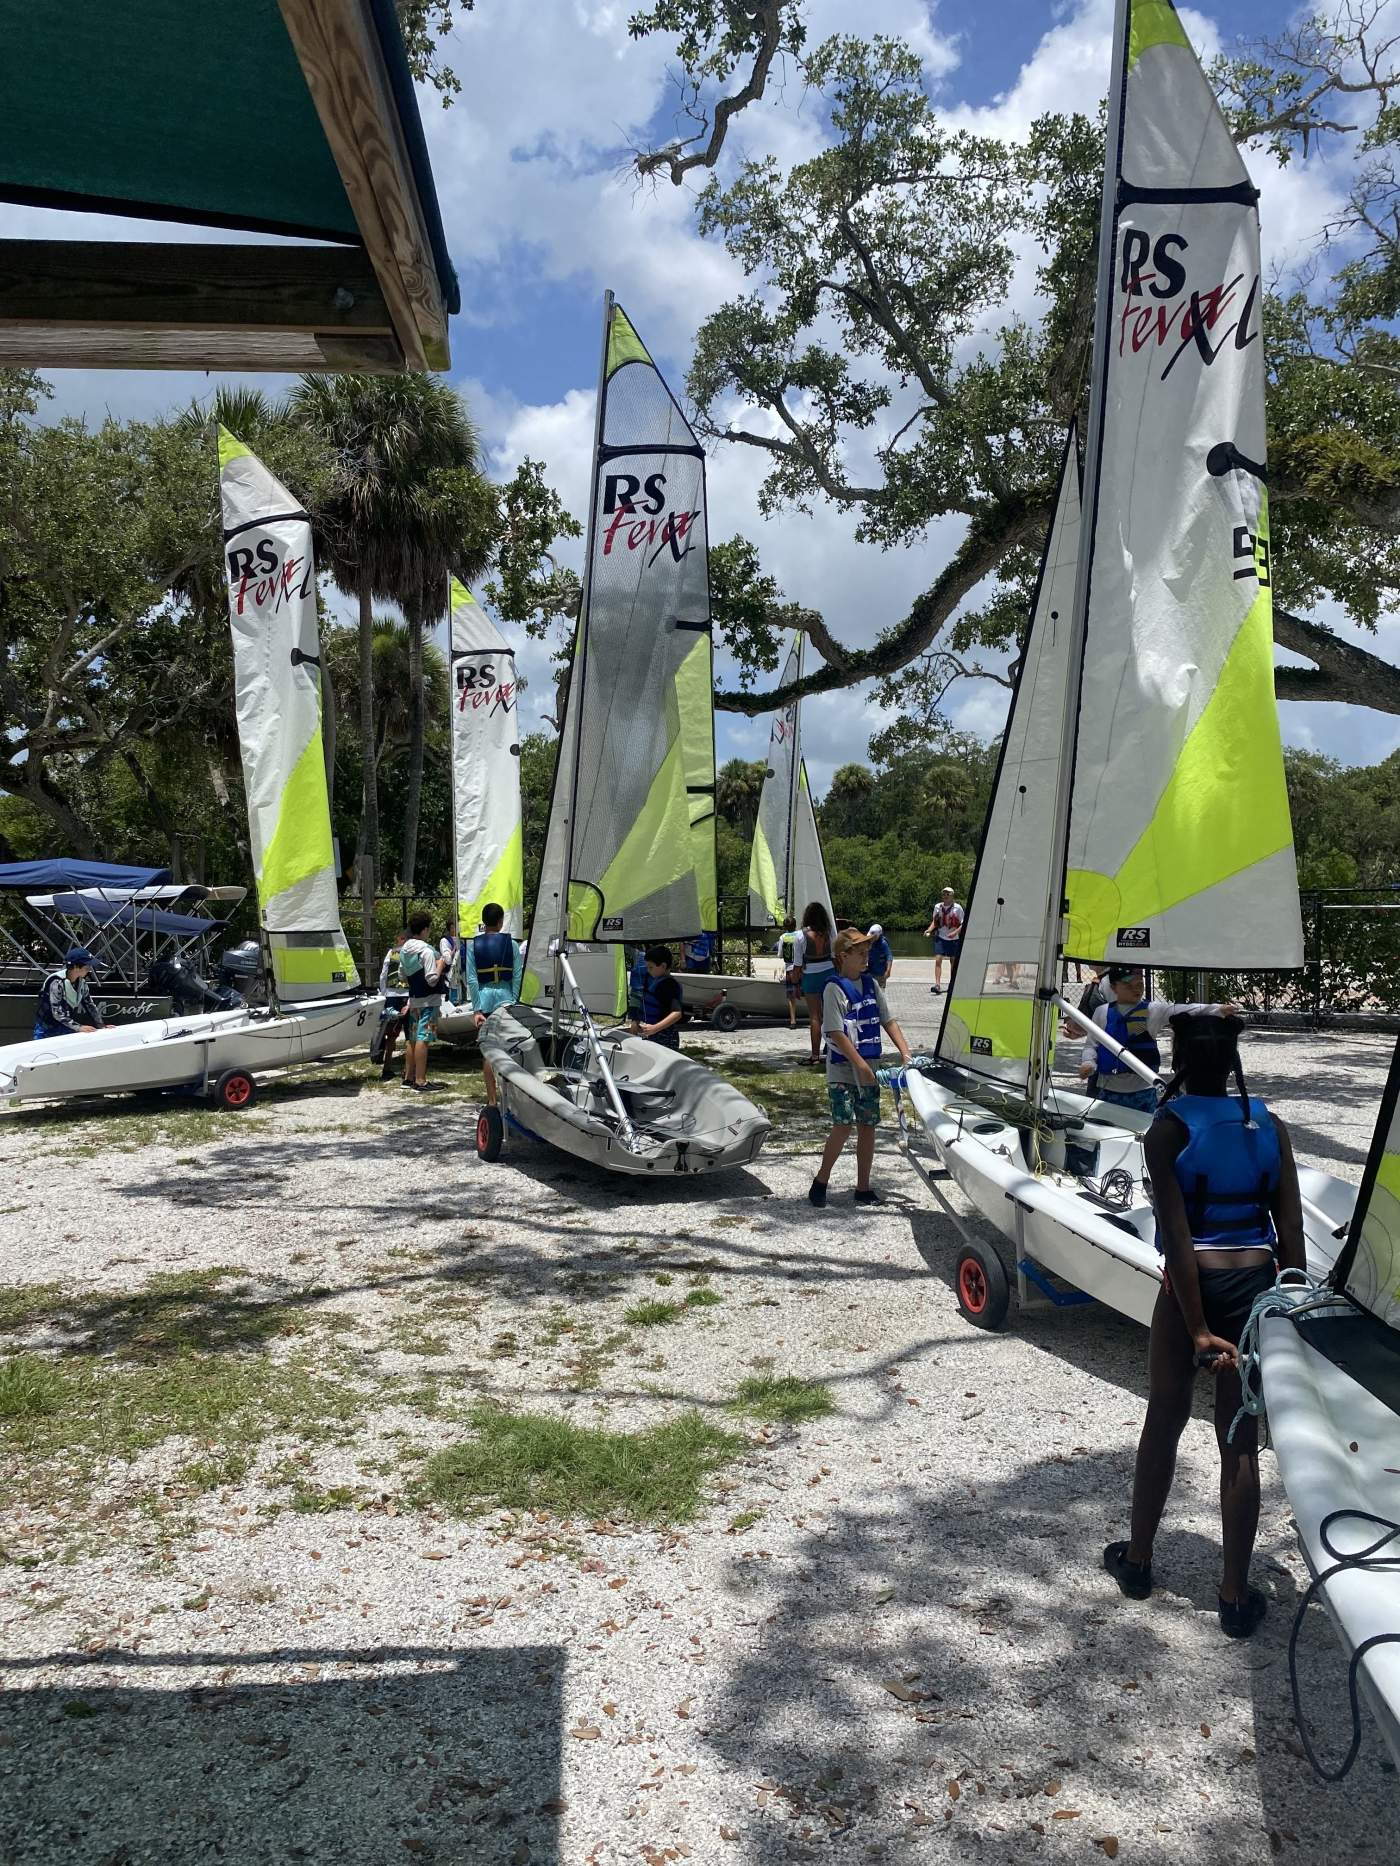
[853,1188,884,1206]
[808,1179,828,1208]
[1218,1587,1267,1639]
[1103,1540,1152,1600]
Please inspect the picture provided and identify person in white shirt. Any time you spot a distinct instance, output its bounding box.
[398,912,445,1092]
[922,887,964,995]
[1077,965,1238,1112]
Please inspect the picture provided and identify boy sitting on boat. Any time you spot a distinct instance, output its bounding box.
[34,947,105,1039]
[1077,965,1237,1112]
[808,929,912,1209]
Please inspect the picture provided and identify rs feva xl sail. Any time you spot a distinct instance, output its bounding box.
[1064,0,1300,969]
[448,578,523,937]
[935,430,1081,1088]
[524,298,716,1009]
[748,633,833,929]
[218,428,357,1001]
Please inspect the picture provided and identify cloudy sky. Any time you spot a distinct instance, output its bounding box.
[12,0,1399,790]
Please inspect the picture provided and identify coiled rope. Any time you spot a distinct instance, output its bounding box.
[1288,1510,1400,1782]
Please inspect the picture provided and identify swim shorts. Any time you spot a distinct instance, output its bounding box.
[828,1081,881,1128]
[934,934,960,957]
[405,1005,437,1045]
[1197,1261,1276,1346]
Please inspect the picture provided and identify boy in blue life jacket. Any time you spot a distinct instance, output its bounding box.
[1077,965,1237,1112]
[628,946,685,1049]
[466,903,523,1109]
[809,929,912,1209]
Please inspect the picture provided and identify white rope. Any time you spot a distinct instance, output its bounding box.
[1228,1268,1350,1444]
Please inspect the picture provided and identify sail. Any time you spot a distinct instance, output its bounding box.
[1334,1041,1400,1334]
[937,431,1082,1086]
[217,427,357,1001]
[748,634,833,928]
[448,579,523,938]
[533,299,716,950]
[1064,0,1301,968]
[749,636,800,925]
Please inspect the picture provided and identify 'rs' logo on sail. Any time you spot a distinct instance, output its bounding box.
[600,472,701,566]
[1117,232,1260,382]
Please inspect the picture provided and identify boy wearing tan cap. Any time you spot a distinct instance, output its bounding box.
[809,929,912,1208]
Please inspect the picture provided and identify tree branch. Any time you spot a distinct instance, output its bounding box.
[715,501,1046,713]
[634,0,789,185]
[1273,607,1400,716]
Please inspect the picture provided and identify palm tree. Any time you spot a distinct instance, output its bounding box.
[288,374,497,973]
[716,758,766,839]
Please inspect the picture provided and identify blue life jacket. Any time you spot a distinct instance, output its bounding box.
[473,930,515,985]
[641,972,681,1048]
[1097,998,1160,1079]
[1157,1093,1280,1252]
[834,973,883,1059]
[628,952,649,1002]
[684,933,712,971]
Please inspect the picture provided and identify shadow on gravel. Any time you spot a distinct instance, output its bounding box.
[699,1453,1396,1864]
[0,1643,562,1866]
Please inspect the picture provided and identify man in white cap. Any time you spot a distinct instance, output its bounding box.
[865,923,892,985]
[922,886,963,995]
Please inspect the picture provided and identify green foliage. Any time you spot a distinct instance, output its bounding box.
[730,1374,834,1423]
[394,0,476,102]
[420,1404,744,1523]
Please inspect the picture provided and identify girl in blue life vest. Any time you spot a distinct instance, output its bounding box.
[466,903,523,1111]
[797,900,836,1067]
[1103,1014,1306,1642]
[807,929,912,1210]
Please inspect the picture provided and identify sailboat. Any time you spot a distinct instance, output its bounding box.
[901,0,1354,1324]
[477,295,770,1175]
[679,631,835,1032]
[435,578,524,1047]
[0,430,377,1109]
[1256,1047,1400,1774]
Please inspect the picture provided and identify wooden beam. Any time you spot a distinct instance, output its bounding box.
[278,0,451,372]
[0,241,395,335]
[0,326,403,373]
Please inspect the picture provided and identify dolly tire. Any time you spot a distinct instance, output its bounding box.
[477,1105,504,1162]
[954,1243,1010,1330]
[710,1003,741,1034]
[213,1067,257,1111]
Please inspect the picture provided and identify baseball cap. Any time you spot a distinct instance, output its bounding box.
[1107,964,1144,984]
[833,928,874,963]
[940,885,954,895]
[66,946,95,967]
[866,923,883,939]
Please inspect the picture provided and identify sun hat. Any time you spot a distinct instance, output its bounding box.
[833,928,874,963]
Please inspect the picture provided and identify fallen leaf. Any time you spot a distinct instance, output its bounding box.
[540,1797,568,1814]
[1051,1808,1081,1820]
[1200,1723,1211,1738]
[719,1827,739,1842]
[1044,1779,1062,1796]
[422,1551,448,1561]
[569,1724,601,1741]
[883,1679,931,1704]
[947,1781,961,1800]
[1028,1822,1045,1836]
[676,1698,692,1719]
[1095,1840,1120,1859]
[602,1703,617,1718]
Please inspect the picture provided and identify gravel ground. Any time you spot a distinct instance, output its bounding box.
[0,1007,1394,1864]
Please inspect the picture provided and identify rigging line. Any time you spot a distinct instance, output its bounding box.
[222,510,308,541]
[1288,1510,1400,1783]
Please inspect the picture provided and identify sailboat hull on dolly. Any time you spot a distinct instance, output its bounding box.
[481,1004,769,1175]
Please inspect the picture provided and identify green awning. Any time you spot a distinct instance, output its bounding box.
[0,0,359,242]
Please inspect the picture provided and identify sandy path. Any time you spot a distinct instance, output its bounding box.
[0,1020,1393,1863]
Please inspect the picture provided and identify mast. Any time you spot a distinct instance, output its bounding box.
[552,290,614,1048]
[785,634,803,918]
[1027,0,1129,1123]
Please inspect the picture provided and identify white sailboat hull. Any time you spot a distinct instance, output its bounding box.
[481,1005,769,1177]
[0,996,379,1105]
[1258,1307,1400,1768]
[905,1069,1351,1328]
[677,971,788,1028]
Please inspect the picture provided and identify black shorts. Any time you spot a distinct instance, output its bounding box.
[1196,1261,1275,1345]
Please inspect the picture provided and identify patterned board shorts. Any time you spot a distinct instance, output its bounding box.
[405,1005,437,1045]
[828,1081,881,1128]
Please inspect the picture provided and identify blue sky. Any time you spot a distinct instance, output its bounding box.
[7,0,1398,791]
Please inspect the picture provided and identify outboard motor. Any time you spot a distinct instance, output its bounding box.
[147,954,244,1015]
[218,941,261,997]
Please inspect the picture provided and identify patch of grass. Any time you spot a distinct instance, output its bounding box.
[731,1375,835,1425]
[176,1450,252,1493]
[652,1272,674,1287]
[288,1481,358,1515]
[419,1405,743,1525]
[0,1282,66,1332]
[728,1510,762,1534]
[0,1355,63,1419]
[684,1288,722,1309]
[623,1299,681,1327]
